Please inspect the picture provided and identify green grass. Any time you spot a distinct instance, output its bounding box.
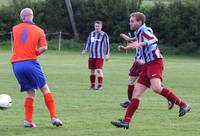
[0,49,199,136]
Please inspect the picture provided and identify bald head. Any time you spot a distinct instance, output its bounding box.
[20,8,34,21]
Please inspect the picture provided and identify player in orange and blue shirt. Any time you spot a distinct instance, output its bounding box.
[11,8,62,128]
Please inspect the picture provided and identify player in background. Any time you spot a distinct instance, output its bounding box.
[82,20,110,90]
[11,8,62,128]
[111,12,191,129]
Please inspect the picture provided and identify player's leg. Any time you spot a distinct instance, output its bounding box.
[90,69,96,89]
[24,89,37,128]
[127,76,137,100]
[160,84,174,110]
[120,61,141,108]
[96,58,104,90]
[12,61,37,128]
[89,58,96,89]
[96,69,103,90]
[150,78,191,117]
[40,84,62,127]
[111,83,147,129]
[124,83,147,122]
[120,76,137,108]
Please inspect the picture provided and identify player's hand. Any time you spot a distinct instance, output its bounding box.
[36,46,48,56]
[105,55,109,62]
[82,50,86,56]
[117,45,125,51]
[120,33,126,38]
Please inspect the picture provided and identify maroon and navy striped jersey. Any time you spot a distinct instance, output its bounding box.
[83,31,110,59]
[134,24,163,64]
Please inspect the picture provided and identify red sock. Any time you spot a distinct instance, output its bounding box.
[44,93,56,118]
[124,98,140,123]
[24,97,34,122]
[161,88,186,107]
[90,75,96,87]
[128,85,134,101]
[98,76,103,87]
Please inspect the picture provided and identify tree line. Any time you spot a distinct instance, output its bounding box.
[0,0,199,53]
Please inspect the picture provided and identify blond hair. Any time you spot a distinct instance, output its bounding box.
[130,12,146,24]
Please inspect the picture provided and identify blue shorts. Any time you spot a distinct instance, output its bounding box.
[12,60,47,92]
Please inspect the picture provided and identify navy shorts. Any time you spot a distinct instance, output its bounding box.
[12,60,46,92]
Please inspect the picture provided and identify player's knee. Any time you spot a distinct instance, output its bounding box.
[128,80,134,85]
[96,69,101,73]
[91,70,95,75]
[27,89,36,98]
[132,94,142,99]
[132,90,142,99]
[151,85,162,93]
[40,84,50,94]
[128,76,137,85]
[97,69,103,76]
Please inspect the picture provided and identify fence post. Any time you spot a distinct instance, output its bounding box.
[58,32,62,51]
[10,32,13,52]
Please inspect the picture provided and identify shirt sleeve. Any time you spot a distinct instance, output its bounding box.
[39,30,48,47]
[142,29,158,46]
[104,33,110,56]
[83,33,91,51]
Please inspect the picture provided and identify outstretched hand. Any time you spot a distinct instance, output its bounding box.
[82,50,86,56]
[105,55,109,62]
[117,45,125,51]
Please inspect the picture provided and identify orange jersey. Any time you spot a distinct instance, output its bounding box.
[11,22,47,63]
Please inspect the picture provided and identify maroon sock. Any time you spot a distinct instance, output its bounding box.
[98,77,103,87]
[128,85,134,101]
[161,88,186,107]
[123,98,140,123]
[90,75,96,87]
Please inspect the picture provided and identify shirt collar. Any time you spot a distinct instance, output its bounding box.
[22,20,35,24]
[135,23,147,36]
[94,31,104,35]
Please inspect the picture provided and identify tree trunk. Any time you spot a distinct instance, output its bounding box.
[64,0,79,39]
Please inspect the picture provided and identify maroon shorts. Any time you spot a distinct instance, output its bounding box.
[88,58,104,69]
[137,59,164,88]
[129,61,142,77]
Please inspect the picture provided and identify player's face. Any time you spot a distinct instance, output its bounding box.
[94,23,102,32]
[129,17,142,31]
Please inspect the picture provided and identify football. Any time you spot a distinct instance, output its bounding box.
[0,94,12,110]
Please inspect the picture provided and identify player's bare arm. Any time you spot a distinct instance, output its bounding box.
[82,50,86,56]
[128,42,147,48]
[105,55,109,62]
[36,46,48,56]
[118,44,134,51]
[120,33,135,42]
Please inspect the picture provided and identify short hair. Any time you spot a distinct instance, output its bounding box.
[130,12,146,24]
[94,20,103,26]
[20,8,33,21]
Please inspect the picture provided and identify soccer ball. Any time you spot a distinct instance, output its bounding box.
[0,94,12,110]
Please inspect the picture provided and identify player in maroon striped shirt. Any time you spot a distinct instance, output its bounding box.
[111,12,191,129]
[118,32,173,110]
[82,20,110,90]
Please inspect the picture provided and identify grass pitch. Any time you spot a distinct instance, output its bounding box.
[0,50,199,136]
